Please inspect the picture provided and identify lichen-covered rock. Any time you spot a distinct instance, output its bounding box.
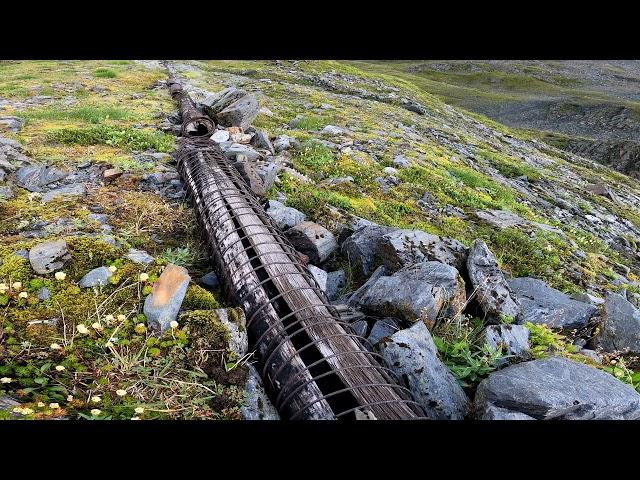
[475,356,640,420]
[29,239,69,274]
[509,277,598,329]
[41,183,86,203]
[475,209,530,229]
[595,293,640,354]
[286,221,337,265]
[241,364,280,420]
[214,307,248,357]
[378,229,468,273]
[78,266,113,288]
[341,225,396,281]
[376,321,470,420]
[266,200,306,230]
[144,264,191,332]
[467,239,521,322]
[356,261,466,324]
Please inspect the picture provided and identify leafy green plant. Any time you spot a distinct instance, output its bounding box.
[94,68,117,78]
[525,322,578,359]
[432,315,506,389]
[158,247,196,267]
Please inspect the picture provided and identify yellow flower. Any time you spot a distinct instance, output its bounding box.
[117,314,126,321]
[105,314,115,323]
[0,377,12,384]
[116,389,127,397]
[108,265,117,273]
[610,359,617,365]
[67,395,74,402]
[91,395,101,403]
[105,341,114,348]
[37,402,45,408]
[90,409,102,416]
[55,365,65,372]
[0,283,8,293]
[131,416,140,420]
[76,324,89,334]
[11,281,22,290]
[50,343,62,350]
[170,320,179,329]
[49,403,60,409]
[138,273,149,282]
[134,407,144,414]
[134,323,146,334]
[21,407,34,415]
[18,291,28,299]
[91,322,103,331]
[55,271,66,281]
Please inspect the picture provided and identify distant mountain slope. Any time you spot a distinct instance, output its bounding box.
[350,60,640,179]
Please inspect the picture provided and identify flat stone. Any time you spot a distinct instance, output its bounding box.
[393,155,410,168]
[475,209,529,229]
[78,266,113,288]
[0,185,14,200]
[475,356,640,420]
[144,264,191,332]
[322,125,345,135]
[467,239,521,322]
[223,143,261,162]
[126,248,154,265]
[508,277,598,329]
[37,287,50,301]
[266,200,306,230]
[0,116,23,133]
[41,183,86,203]
[378,229,468,273]
[307,264,328,292]
[595,293,640,354]
[29,239,69,274]
[16,165,67,192]
[241,364,280,420]
[103,168,123,183]
[376,321,470,420]
[285,221,337,265]
[356,261,466,324]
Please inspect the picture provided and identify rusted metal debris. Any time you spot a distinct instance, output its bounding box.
[167,78,426,420]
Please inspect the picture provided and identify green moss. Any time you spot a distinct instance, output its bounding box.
[94,68,117,79]
[181,284,221,310]
[21,105,131,124]
[64,237,122,281]
[44,125,174,152]
[180,310,230,350]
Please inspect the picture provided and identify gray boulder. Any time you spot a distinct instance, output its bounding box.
[144,264,191,332]
[376,321,470,420]
[484,324,530,365]
[210,130,230,143]
[595,293,640,354]
[216,94,259,131]
[29,239,69,274]
[379,229,467,273]
[356,261,466,324]
[467,239,521,322]
[341,225,396,282]
[223,143,261,162]
[266,200,305,230]
[480,404,536,420]
[286,221,337,265]
[393,155,410,168]
[325,269,346,301]
[202,87,247,117]
[509,277,598,329]
[251,130,274,154]
[241,364,280,420]
[475,356,640,420]
[78,266,113,288]
[367,317,400,345]
[254,161,279,191]
[16,165,67,192]
[0,116,23,133]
